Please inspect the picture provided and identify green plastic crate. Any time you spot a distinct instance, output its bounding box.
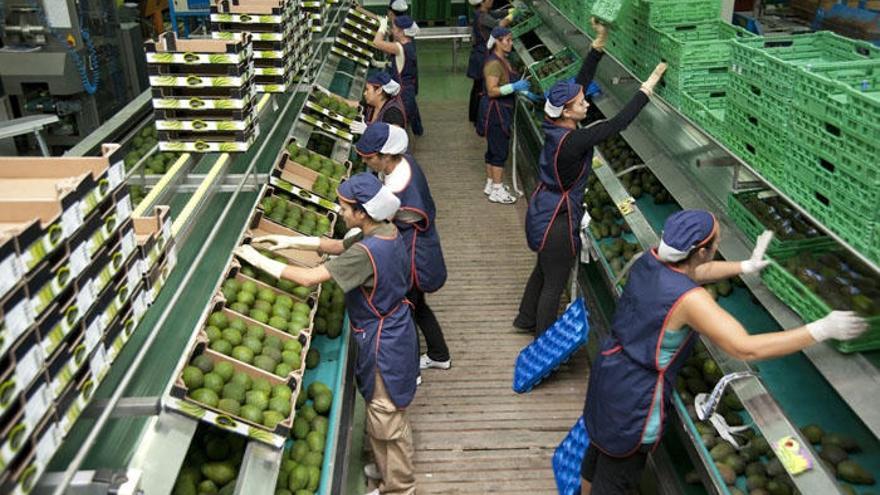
[591,0,625,24]
[726,189,836,257]
[656,21,753,69]
[794,60,880,144]
[790,112,880,185]
[511,10,542,39]
[727,73,791,125]
[724,104,790,182]
[528,47,582,92]
[762,249,880,353]
[681,88,728,139]
[636,0,721,26]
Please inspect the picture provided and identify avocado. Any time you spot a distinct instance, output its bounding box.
[203,373,225,393]
[710,442,735,462]
[217,398,241,416]
[263,410,285,428]
[230,371,252,389]
[746,462,766,477]
[766,458,785,477]
[269,396,292,416]
[192,355,214,374]
[201,462,236,485]
[263,347,283,363]
[306,466,320,491]
[222,383,247,403]
[191,387,220,406]
[246,390,269,410]
[289,465,309,491]
[722,454,746,475]
[302,451,322,467]
[240,404,263,424]
[752,436,771,456]
[306,349,320,369]
[254,355,278,373]
[275,363,293,376]
[820,444,848,465]
[300,405,317,422]
[231,346,255,364]
[311,416,329,436]
[308,382,331,399]
[293,416,310,439]
[765,479,791,495]
[214,361,235,382]
[314,393,332,415]
[210,339,233,355]
[800,424,824,444]
[182,366,205,389]
[837,460,875,485]
[723,393,744,412]
[716,463,736,484]
[220,329,242,347]
[252,378,272,395]
[290,441,309,462]
[746,473,767,490]
[306,431,325,452]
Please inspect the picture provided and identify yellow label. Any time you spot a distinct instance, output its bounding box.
[616,199,635,216]
[774,436,812,475]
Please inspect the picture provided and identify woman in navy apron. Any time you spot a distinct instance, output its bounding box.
[580,210,868,494]
[235,174,420,495]
[477,26,538,204]
[466,0,514,124]
[350,71,408,135]
[373,15,423,136]
[515,19,665,334]
[356,122,452,372]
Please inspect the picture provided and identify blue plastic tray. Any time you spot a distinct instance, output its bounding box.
[553,416,591,495]
[512,298,590,393]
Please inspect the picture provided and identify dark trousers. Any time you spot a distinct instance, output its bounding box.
[580,443,648,494]
[407,287,449,362]
[469,78,482,124]
[515,214,576,336]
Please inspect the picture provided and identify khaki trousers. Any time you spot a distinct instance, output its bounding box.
[366,373,416,495]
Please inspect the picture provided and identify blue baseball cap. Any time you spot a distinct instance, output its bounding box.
[355,122,409,156]
[366,72,401,95]
[658,210,718,262]
[337,173,400,221]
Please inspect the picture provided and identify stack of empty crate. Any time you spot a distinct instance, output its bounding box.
[332,6,380,67]
[302,0,328,34]
[211,0,309,94]
[146,32,259,153]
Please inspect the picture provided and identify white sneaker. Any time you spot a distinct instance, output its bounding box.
[364,463,382,480]
[420,353,451,370]
[489,184,517,204]
[483,178,493,195]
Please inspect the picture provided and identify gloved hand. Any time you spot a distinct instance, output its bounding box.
[344,227,363,241]
[521,90,543,103]
[377,15,389,35]
[511,79,530,92]
[234,245,286,279]
[807,311,868,342]
[579,209,593,264]
[370,59,389,69]
[585,81,602,98]
[505,7,517,21]
[640,62,668,96]
[590,17,608,50]
[740,230,773,274]
[253,234,321,251]
[349,119,368,135]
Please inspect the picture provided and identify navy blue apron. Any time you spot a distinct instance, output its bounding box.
[390,41,421,132]
[345,229,420,408]
[392,155,447,293]
[525,121,590,254]
[366,95,408,127]
[476,52,519,138]
[584,249,701,456]
[466,10,491,80]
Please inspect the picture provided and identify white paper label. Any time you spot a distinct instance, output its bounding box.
[84,320,101,351]
[0,255,20,295]
[161,219,172,241]
[89,346,107,378]
[24,384,50,427]
[69,244,90,278]
[18,345,43,387]
[132,292,147,319]
[8,299,32,340]
[61,205,82,237]
[35,422,60,464]
[76,280,95,313]
[108,162,124,188]
[126,267,140,293]
[122,230,136,257]
[117,196,132,221]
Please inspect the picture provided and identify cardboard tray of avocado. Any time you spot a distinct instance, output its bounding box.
[284,140,350,180]
[272,152,342,203]
[234,256,321,301]
[246,211,327,268]
[276,381,335,494]
[306,85,360,124]
[218,267,318,341]
[259,186,338,236]
[168,341,301,447]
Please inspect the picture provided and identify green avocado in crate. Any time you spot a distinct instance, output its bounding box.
[762,245,880,353]
[511,8,542,38]
[528,47,582,92]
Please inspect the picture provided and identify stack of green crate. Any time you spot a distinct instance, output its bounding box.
[725,32,880,185]
[787,60,880,264]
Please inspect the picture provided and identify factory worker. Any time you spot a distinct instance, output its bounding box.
[351,71,407,135]
[477,26,540,204]
[514,18,665,335]
[356,122,451,375]
[580,210,868,495]
[234,173,418,495]
[466,0,516,124]
[373,15,424,136]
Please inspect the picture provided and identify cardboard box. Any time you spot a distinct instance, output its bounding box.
[36,289,80,359]
[258,186,338,237]
[245,211,326,268]
[11,330,45,397]
[0,284,33,357]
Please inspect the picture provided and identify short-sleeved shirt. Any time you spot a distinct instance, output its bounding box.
[483,59,510,86]
[325,222,397,293]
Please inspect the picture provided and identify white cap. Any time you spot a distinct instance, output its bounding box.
[544,99,564,118]
[381,125,409,154]
[382,79,401,96]
[657,240,692,262]
[364,185,401,221]
[390,0,407,12]
[403,22,420,37]
[468,0,483,5]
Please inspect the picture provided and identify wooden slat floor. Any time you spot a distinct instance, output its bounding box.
[407,100,590,494]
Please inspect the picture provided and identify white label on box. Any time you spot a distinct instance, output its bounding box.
[76,280,96,313]
[133,292,147,319]
[0,254,21,296]
[8,298,33,340]
[126,267,140,293]
[61,204,82,237]
[24,383,50,428]
[89,346,107,378]
[161,219,172,241]
[166,247,178,271]
[84,319,101,352]
[69,243,90,278]
[108,161,124,188]
[122,230,136,258]
[35,422,60,464]
[117,195,132,221]
[18,345,43,387]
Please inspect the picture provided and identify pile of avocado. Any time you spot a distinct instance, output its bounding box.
[313,280,345,339]
[315,92,359,120]
[275,381,334,495]
[740,194,822,241]
[183,353,294,429]
[172,428,245,495]
[203,309,304,377]
[780,251,879,317]
[597,136,673,204]
[286,143,348,181]
[261,196,332,236]
[220,278,313,336]
[802,424,875,489]
[124,125,181,175]
[239,262,314,299]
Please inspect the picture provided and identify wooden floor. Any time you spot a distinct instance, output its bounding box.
[407,100,590,494]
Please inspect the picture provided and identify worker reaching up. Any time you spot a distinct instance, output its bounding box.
[374,15,424,137]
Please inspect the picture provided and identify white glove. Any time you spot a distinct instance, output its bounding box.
[234,245,287,279]
[349,119,368,134]
[344,227,362,241]
[807,311,868,342]
[252,234,321,251]
[579,210,592,264]
[740,230,774,274]
[378,16,389,35]
[370,59,389,69]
